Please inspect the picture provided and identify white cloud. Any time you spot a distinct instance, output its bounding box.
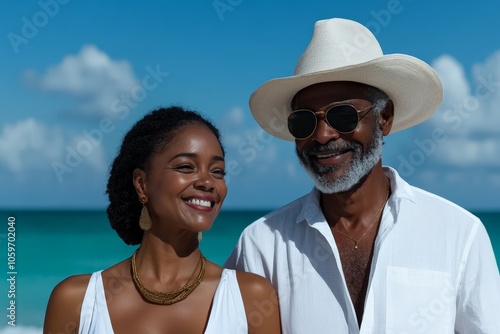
[426,52,500,167]
[217,106,246,145]
[471,51,500,133]
[27,45,138,119]
[432,55,470,107]
[0,118,63,172]
[0,118,107,177]
[434,138,500,167]
[472,51,500,91]
[226,106,245,125]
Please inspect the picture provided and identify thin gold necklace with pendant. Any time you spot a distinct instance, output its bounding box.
[331,185,390,250]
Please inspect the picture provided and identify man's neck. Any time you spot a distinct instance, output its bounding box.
[320,164,389,227]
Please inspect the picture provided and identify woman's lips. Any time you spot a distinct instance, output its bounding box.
[183,197,215,212]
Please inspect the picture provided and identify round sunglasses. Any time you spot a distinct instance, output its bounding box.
[287,103,375,139]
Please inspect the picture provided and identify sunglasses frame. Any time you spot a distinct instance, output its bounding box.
[287,102,375,140]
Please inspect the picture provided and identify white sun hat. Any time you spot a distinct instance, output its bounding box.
[249,18,443,141]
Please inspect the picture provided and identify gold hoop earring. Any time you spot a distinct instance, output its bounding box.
[139,196,152,231]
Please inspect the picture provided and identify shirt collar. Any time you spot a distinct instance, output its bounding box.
[294,166,416,226]
[295,187,326,226]
[383,166,415,213]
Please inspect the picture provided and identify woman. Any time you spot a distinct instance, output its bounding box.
[44,106,281,333]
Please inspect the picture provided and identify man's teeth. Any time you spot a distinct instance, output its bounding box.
[316,152,341,158]
[186,199,211,207]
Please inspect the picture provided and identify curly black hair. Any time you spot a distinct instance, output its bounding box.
[106,106,224,245]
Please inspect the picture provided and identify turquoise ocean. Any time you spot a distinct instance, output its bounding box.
[0,210,499,333]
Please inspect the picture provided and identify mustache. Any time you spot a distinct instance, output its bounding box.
[302,140,359,157]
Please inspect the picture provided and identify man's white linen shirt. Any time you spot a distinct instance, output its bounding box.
[225,167,500,334]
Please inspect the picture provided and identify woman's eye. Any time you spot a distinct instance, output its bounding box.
[175,165,194,173]
[211,169,226,179]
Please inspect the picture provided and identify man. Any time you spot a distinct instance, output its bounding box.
[225,18,500,333]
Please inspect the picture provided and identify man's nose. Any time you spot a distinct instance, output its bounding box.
[309,115,340,144]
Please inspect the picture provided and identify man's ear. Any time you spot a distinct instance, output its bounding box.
[379,99,394,136]
[133,168,147,199]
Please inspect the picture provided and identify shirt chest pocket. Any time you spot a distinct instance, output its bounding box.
[385,266,456,334]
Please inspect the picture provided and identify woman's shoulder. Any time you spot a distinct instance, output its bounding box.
[49,273,94,303]
[235,270,273,287]
[44,274,94,333]
[235,271,278,303]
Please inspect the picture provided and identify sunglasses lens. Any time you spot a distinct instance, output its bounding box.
[327,105,359,132]
[288,110,316,139]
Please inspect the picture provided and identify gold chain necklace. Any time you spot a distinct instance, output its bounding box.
[332,185,390,250]
[131,250,207,305]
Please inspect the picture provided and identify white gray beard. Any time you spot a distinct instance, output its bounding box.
[299,127,383,194]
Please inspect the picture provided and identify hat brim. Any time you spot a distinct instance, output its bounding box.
[249,54,443,141]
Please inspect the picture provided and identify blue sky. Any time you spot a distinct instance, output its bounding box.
[1,0,499,211]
